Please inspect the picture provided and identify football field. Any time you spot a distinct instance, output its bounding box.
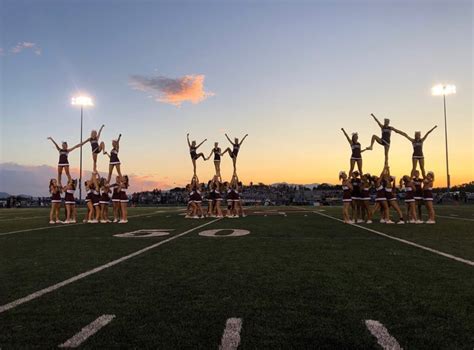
[0,205,473,349]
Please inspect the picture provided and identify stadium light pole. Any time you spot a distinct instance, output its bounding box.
[431,84,456,191]
[71,95,94,202]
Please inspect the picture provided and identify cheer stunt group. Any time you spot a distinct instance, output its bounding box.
[47,125,130,224]
[185,133,248,218]
[339,113,438,224]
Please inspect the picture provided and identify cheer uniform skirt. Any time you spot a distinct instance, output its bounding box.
[375,186,387,202]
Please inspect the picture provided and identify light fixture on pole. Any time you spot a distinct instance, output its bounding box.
[431,84,456,191]
[71,95,94,202]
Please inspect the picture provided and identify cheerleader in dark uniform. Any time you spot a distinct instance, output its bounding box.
[84,180,94,223]
[100,180,111,223]
[188,176,204,218]
[104,134,122,183]
[47,137,87,185]
[339,171,353,224]
[341,129,367,176]
[118,175,129,223]
[111,176,121,223]
[187,133,207,176]
[366,114,397,167]
[371,168,389,223]
[383,168,404,224]
[401,176,419,223]
[350,171,363,223]
[231,175,245,218]
[87,125,105,174]
[207,143,223,180]
[423,171,436,224]
[412,170,424,222]
[210,176,224,218]
[393,126,437,178]
[49,179,62,224]
[222,133,248,175]
[360,174,373,223]
[89,173,101,223]
[63,179,77,224]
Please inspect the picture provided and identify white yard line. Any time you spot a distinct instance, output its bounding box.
[312,211,474,267]
[0,219,221,314]
[435,214,474,222]
[0,210,174,237]
[365,320,402,350]
[219,318,243,350]
[0,215,47,222]
[58,314,115,348]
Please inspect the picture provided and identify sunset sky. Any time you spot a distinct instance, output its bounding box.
[1,0,472,195]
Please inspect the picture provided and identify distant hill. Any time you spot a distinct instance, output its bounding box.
[0,192,10,199]
[271,183,322,189]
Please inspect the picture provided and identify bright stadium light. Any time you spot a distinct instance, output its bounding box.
[431,84,456,191]
[431,84,456,96]
[71,95,94,106]
[71,93,94,202]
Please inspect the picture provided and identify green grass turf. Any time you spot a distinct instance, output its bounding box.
[0,205,473,348]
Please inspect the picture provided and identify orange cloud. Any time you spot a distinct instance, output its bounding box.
[129,73,214,106]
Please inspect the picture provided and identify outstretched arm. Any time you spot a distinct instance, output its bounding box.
[393,128,413,142]
[225,133,233,145]
[97,124,105,138]
[207,149,214,159]
[341,128,352,144]
[116,134,122,151]
[47,137,61,151]
[187,133,191,147]
[371,113,383,128]
[196,139,207,148]
[239,134,248,146]
[422,125,437,141]
[69,139,89,152]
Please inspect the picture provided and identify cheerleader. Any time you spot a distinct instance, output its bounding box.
[341,129,367,176]
[187,133,207,176]
[210,176,224,218]
[63,179,77,224]
[49,179,62,224]
[84,180,94,223]
[412,170,424,221]
[88,173,101,223]
[188,176,204,218]
[206,143,223,180]
[87,125,105,173]
[205,180,215,217]
[118,175,129,223]
[111,176,121,223]
[371,169,389,223]
[47,137,87,185]
[233,176,246,217]
[360,173,373,223]
[223,133,248,175]
[423,171,436,224]
[394,126,437,178]
[226,175,241,218]
[383,168,404,224]
[339,171,353,224]
[104,134,122,183]
[401,176,419,223]
[366,114,396,167]
[100,180,111,223]
[350,171,363,223]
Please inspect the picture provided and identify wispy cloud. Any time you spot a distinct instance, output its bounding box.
[9,41,42,56]
[0,48,5,56]
[129,73,214,106]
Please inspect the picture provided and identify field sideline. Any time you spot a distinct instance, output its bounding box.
[0,205,473,348]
